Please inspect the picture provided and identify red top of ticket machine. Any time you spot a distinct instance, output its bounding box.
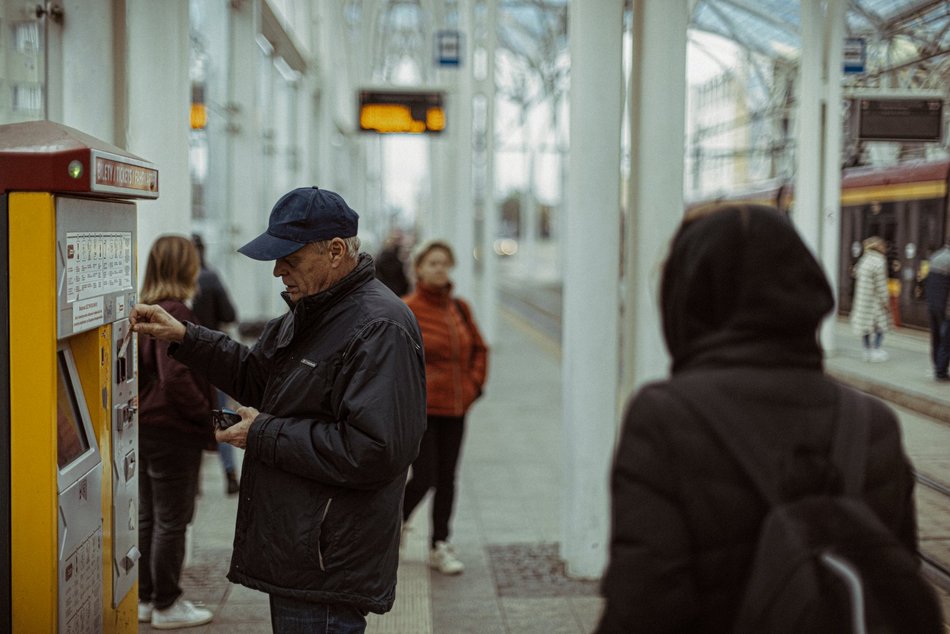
[0,120,158,198]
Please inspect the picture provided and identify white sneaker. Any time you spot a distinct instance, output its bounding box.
[138,601,153,623]
[870,349,889,362]
[151,598,213,630]
[862,350,871,362]
[429,541,464,575]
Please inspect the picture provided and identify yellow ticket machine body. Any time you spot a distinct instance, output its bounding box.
[0,121,158,632]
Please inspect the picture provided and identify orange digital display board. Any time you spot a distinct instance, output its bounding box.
[359,90,446,134]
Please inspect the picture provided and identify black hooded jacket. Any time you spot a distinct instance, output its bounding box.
[597,206,918,633]
[171,254,427,613]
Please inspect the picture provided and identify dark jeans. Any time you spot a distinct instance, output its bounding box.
[929,309,950,377]
[138,436,203,609]
[862,329,884,350]
[402,415,465,547]
[269,595,367,633]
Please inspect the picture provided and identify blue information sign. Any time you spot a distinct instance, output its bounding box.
[843,37,866,74]
[436,30,461,67]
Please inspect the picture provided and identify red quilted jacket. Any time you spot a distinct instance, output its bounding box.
[403,282,488,416]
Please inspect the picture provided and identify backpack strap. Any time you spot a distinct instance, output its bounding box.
[671,378,871,506]
[830,385,870,497]
[672,379,784,506]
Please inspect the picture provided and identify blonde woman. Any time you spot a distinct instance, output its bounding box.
[137,235,216,629]
[850,236,892,362]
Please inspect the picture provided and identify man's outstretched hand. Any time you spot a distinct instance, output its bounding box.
[130,303,187,342]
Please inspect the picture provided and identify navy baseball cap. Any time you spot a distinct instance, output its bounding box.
[238,186,359,261]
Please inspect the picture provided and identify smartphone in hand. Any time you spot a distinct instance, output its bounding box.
[212,408,242,430]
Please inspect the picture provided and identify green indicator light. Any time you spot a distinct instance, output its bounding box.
[67,160,83,179]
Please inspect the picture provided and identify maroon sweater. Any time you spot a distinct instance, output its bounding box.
[138,299,215,449]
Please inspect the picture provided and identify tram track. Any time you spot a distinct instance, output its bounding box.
[914,471,950,592]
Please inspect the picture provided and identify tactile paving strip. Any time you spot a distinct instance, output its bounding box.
[180,545,233,604]
[486,542,599,598]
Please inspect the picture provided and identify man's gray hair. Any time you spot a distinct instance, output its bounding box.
[312,236,361,259]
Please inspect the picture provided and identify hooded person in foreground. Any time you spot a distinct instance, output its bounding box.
[595,204,920,633]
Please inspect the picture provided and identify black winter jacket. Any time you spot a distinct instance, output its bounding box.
[172,254,427,613]
[597,206,919,633]
[598,367,916,633]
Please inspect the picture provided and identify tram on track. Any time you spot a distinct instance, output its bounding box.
[689,159,950,329]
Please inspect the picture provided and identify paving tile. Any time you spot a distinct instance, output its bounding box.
[570,596,606,632]
[431,597,506,634]
[500,598,583,634]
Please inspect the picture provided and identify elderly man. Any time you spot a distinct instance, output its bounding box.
[926,241,950,381]
[131,186,427,633]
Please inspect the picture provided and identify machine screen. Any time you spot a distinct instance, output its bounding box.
[57,351,90,469]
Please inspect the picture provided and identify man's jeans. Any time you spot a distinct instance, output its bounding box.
[269,595,367,633]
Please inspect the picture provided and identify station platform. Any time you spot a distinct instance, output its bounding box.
[141,305,950,633]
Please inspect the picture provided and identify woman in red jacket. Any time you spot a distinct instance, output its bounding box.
[137,235,216,629]
[402,240,489,574]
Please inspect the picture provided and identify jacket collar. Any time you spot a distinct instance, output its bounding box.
[416,281,453,306]
[276,253,376,347]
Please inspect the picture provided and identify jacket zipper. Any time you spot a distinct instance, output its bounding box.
[317,498,332,571]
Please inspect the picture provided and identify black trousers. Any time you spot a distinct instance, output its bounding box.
[929,308,950,378]
[138,436,203,609]
[402,415,465,547]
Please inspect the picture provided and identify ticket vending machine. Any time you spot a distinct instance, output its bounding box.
[0,120,158,632]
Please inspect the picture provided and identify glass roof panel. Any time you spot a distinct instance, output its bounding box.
[692,0,950,63]
[692,0,801,59]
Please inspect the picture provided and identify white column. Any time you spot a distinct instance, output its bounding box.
[451,11,476,303]
[223,0,269,320]
[820,0,845,352]
[313,1,338,186]
[621,0,688,398]
[430,133,453,242]
[50,1,117,143]
[473,0,499,343]
[561,0,624,579]
[125,0,191,275]
[795,1,823,255]
[796,0,845,351]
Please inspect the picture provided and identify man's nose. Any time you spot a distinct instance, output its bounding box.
[273,259,286,277]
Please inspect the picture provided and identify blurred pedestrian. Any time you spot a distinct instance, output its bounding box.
[137,235,215,629]
[850,235,892,362]
[192,233,241,494]
[401,240,489,575]
[131,186,427,633]
[925,241,950,380]
[597,205,927,632]
[375,230,410,296]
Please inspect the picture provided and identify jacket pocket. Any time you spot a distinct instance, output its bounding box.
[239,473,333,582]
[316,498,332,571]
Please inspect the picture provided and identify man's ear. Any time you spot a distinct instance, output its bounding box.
[328,238,347,265]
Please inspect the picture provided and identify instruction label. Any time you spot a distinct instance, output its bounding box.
[72,296,104,332]
[65,232,133,302]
